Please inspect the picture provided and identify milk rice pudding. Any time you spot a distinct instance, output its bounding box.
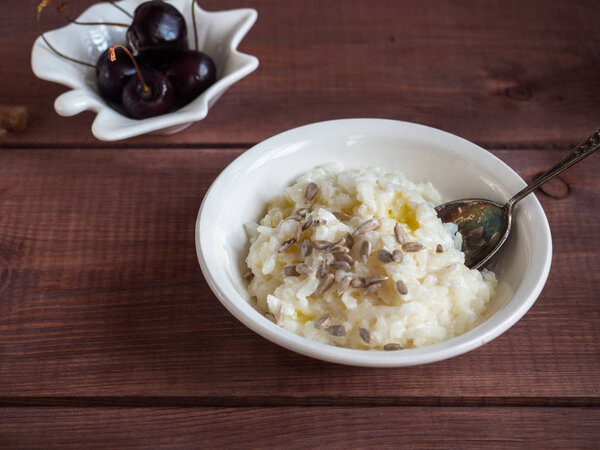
[244,165,497,350]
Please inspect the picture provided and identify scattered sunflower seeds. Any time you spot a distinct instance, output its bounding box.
[331,260,352,271]
[402,242,425,252]
[328,238,346,252]
[334,253,354,265]
[300,239,312,257]
[314,273,335,294]
[314,313,332,329]
[333,211,352,221]
[313,240,333,250]
[364,282,382,294]
[436,244,444,253]
[360,240,371,263]
[301,215,313,230]
[350,277,365,288]
[383,343,403,351]
[394,223,408,244]
[338,276,352,294]
[286,215,303,222]
[265,313,275,322]
[395,280,408,295]
[312,219,326,227]
[377,249,394,263]
[345,233,355,249]
[359,327,371,344]
[392,249,403,263]
[282,265,300,277]
[278,238,296,253]
[295,263,313,275]
[295,221,303,243]
[325,324,346,337]
[364,275,389,285]
[354,218,381,235]
[317,258,330,278]
[305,183,319,202]
[296,208,310,217]
[335,245,351,254]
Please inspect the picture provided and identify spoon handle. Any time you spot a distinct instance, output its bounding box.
[506,128,600,209]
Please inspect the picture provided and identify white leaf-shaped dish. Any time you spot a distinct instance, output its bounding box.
[31,0,258,141]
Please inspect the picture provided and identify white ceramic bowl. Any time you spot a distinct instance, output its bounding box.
[196,119,552,367]
[31,0,258,141]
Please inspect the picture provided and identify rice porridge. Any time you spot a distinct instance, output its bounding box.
[244,165,497,350]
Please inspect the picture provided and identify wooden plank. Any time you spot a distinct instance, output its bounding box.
[0,407,599,448]
[1,0,599,147]
[0,148,598,403]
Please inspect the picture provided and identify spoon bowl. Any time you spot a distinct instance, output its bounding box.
[436,128,599,269]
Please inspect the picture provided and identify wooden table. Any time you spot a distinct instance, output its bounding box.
[1,0,599,447]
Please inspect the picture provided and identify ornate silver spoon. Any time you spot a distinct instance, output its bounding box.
[435,128,599,269]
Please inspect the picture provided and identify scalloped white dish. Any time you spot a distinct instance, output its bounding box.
[31,0,258,141]
[196,119,552,367]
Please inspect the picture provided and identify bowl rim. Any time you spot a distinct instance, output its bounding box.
[196,118,553,367]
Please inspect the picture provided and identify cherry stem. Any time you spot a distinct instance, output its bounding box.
[41,34,96,69]
[108,44,151,97]
[103,0,133,18]
[68,17,129,27]
[192,0,198,51]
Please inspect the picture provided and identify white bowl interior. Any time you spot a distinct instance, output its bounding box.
[197,119,552,367]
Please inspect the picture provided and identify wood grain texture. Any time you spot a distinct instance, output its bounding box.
[1,0,599,147]
[0,148,598,404]
[1,407,599,449]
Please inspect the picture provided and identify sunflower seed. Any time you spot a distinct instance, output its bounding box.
[360,240,371,263]
[305,183,318,202]
[338,276,352,294]
[392,249,403,263]
[359,327,371,344]
[243,271,254,279]
[354,218,381,235]
[313,240,333,250]
[436,244,443,253]
[364,275,389,285]
[282,265,300,276]
[314,273,335,294]
[402,242,425,252]
[325,324,346,337]
[296,208,310,217]
[328,238,346,252]
[295,263,313,275]
[350,277,365,288]
[314,313,332,329]
[334,253,354,265]
[332,261,352,271]
[395,280,408,295]
[333,211,352,221]
[345,233,355,249]
[364,282,382,294]
[377,249,394,263]
[278,239,295,253]
[394,223,408,244]
[301,215,313,230]
[317,258,330,278]
[300,239,312,257]
[383,343,403,351]
[286,215,303,222]
[265,313,275,322]
[295,221,303,243]
[312,219,326,227]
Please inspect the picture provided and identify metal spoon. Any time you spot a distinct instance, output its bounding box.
[435,128,600,270]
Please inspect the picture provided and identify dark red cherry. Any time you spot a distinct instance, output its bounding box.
[126,1,188,59]
[165,50,217,106]
[96,47,137,103]
[121,68,174,119]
